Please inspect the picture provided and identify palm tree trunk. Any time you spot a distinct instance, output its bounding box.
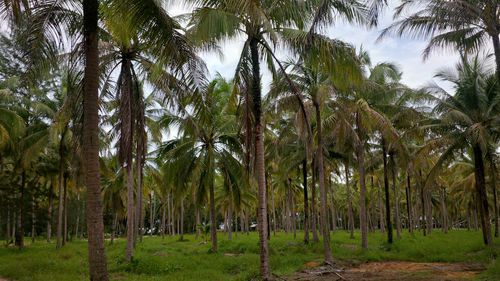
[490,33,500,84]
[209,177,217,252]
[250,37,270,279]
[162,204,166,238]
[406,173,412,233]
[135,145,144,244]
[195,206,200,239]
[382,138,393,243]
[311,157,319,242]
[75,193,80,240]
[390,152,401,239]
[228,203,233,241]
[314,103,334,264]
[47,185,53,242]
[419,170,426,236]
[63,175,68,245]
[83,0,109,277]
[486,151,499,237]
[356,114,368,249]
[125,163,134,261]
[31,193,35,243]
[302,159,310,244]
[472,145,493,246]
[330,177,336,232]
[180,198,184,240]
[57,155,64,249]
[345,161,355,239]
[378,181,385,232]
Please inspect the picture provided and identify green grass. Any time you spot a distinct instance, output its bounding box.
[0,230,499,280]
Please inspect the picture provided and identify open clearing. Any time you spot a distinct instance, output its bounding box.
[0,231,499,281]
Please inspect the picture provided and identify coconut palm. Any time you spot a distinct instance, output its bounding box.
[158,76,244,252]
[425,54,500,246]
[381,0,500,83]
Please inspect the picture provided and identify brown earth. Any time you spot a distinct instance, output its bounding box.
[287,261,485,281]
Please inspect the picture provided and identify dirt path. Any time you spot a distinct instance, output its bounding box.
[287,261,484,281]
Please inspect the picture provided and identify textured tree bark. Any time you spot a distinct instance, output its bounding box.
[382,139,392,243]
[473,145,492,246]
[419,170,426,236]
[15,171,25,249]
[356,114,368,249]
[314,102,334,264]
[250,37,270,279]
[302,160,310,243]
[486,151,499,237]
[311,157,319,242]
[83,0,109,277]
[63,175,68,245]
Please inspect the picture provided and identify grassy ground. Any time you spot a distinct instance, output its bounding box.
[0,230,499,281]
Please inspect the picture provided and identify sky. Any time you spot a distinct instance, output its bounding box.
[170,1,465,93]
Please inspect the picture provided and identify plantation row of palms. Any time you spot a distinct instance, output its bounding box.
[0,0,499,280]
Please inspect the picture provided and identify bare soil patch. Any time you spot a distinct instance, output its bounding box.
[287,261,484,281]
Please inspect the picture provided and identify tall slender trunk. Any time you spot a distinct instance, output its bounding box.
[135,145,143,244]
[162,204,166,238]
[382,138,392,243]
[57,150,65,249]
[63,175,68,245]
[425,187,432,234]
[83,0,109,277]
[487,151,499,237]
[75,193,80,240]
[419,170,426,236]
[491,33,500,87]
[356,113,368,249]
[314,102,333,264]
[390,152,401,239]
[180,198,184,240]
[250,37,270,279]
[406,173,413,233]
[311,156,319,242]
[6,208,11,243]
[472,145,492,246]
[125,162,134,261]
[330,176,336,232]
[228,203,233,241]
[345,161,355,239]
[149,192,153,236]
[47,184,53,242]
[195,206,200,239]
[31,193,35,243]
[122,57,135,262]
[302,160,310,244]
[377,181,385,232]
[209,176,217,252]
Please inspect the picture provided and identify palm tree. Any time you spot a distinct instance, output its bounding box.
[82,0,108,279]
[100,0,203,261]
[425,54,500,246]
[381,0,500,83]
[159,76,243,252]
